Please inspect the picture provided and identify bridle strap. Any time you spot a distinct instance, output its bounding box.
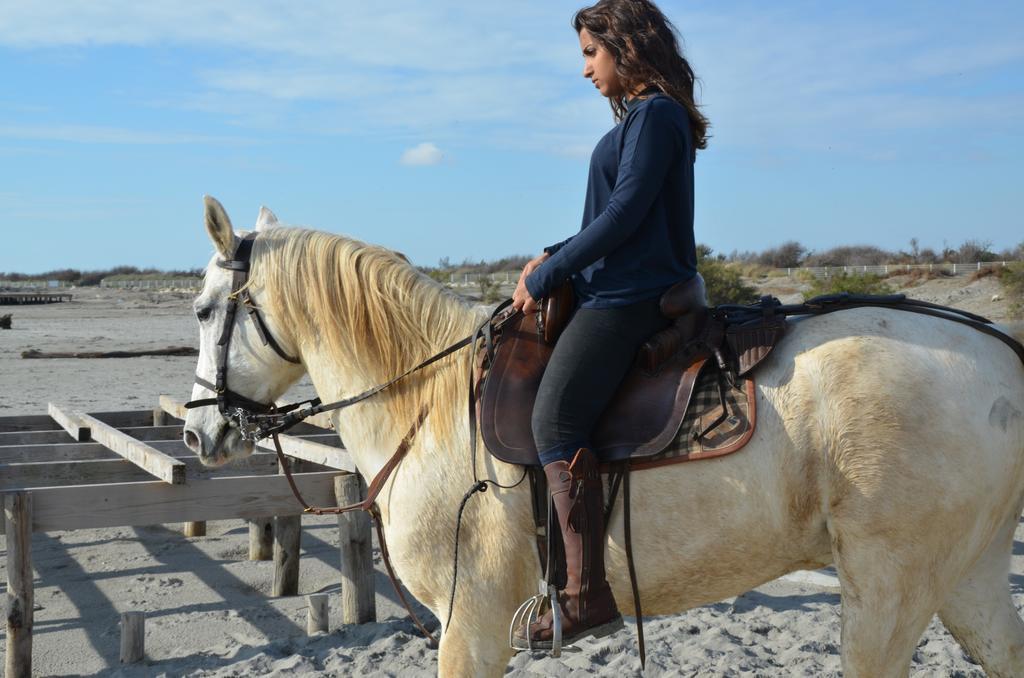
[186,376,319,415]
[272,404,430,517]
[242,291,300,364]
[215,233,301,365]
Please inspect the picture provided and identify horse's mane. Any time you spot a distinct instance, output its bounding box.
[250,227,484,442]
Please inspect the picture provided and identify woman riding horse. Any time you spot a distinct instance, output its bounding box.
[510,0,710,650]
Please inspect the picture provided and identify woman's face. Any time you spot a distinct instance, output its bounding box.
[579,28,623,99]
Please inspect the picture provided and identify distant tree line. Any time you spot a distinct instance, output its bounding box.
[725,238,1023,269]
[0,266,204,286]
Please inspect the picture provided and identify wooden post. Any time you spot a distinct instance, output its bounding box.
[159,401,204,535]
[182,521,207,537]
[152,407,168,427]
[273,458,303,596]
[307,594,329,634]
[5,492,33,678]
[335,474,376,624]
[249,518,274,560]
[119,611,145,663]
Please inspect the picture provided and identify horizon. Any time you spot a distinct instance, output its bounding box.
[3,237,1020,279]
[1,1,1022,272]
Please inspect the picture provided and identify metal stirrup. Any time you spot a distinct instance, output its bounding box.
[509,579,562,657]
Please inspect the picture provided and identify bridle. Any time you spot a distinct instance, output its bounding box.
[183,231,523,645]
[184,232,311,441]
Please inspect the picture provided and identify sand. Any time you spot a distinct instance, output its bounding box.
[0,279,1019,676]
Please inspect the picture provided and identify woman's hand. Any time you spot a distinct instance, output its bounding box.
[512,252,549,314]
[518,252,549,284]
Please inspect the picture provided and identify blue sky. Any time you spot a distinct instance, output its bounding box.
[1,1,1021,272]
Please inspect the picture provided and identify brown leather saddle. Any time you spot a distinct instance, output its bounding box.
[479,275,785,467]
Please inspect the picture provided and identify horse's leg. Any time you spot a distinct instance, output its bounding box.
[437,624,508,677]
[937,509,1024,677]
[436,592,518,677]
[428,501,536,678]
[832,524,950,678]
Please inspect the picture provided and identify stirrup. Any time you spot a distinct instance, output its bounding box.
[509,579,563,657]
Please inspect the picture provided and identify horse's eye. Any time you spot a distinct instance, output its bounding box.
[196,307,213,322]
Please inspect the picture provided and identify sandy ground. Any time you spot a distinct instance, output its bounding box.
[0,279,1021,676]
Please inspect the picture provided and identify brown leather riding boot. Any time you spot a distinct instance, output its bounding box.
[513,447,623,649]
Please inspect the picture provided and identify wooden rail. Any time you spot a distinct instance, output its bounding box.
[0,454,278,490]
[0,472,340,533]
[76,413,186,484]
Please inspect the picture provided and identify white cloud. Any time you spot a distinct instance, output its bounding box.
[400,142,443,166]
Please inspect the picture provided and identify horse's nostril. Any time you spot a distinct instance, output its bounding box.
[184,429,201,454]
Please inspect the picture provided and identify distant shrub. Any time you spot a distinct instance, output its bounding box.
[422,268,450,286]
[998,264,1024,318]
[697,246,758,306]
[477,274,504,304]
[890,268,946,286]
[808,272,893,298]
[956,239,998,264]
[755,241,806,268]
[736,263,773,278]
[803,245,895,268]
[968,266,999,282]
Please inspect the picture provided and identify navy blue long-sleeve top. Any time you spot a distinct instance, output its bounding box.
[525,92,697,308]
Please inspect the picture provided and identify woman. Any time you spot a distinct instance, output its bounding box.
[510,0,710,650]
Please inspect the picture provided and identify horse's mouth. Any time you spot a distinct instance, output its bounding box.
[199,422,257,467]
[199,422,234,466]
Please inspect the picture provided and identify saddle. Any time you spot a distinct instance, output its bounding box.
[479,274,784,468]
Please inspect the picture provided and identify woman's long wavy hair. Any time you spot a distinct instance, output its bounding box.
[574,0,710,150]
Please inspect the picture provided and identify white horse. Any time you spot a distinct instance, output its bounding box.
[184,196,1024,677]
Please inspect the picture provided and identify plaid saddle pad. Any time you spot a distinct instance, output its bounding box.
[627,364,757,471]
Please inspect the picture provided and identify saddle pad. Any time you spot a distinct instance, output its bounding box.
[623,366,757,471]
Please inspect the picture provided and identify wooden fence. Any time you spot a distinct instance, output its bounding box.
[0,398,374,677]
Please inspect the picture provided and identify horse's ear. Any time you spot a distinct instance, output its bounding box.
[255,206,279,232]
[393,250,410,264]
[204,195,237,258]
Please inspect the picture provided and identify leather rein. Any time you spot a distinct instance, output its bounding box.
[183,232,522,645]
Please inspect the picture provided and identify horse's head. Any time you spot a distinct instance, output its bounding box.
[183,196,306,466]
